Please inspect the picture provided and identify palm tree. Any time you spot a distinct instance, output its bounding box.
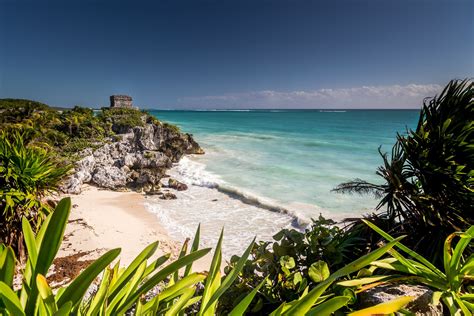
[333,79,473,265]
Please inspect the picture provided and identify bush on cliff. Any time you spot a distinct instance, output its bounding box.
[0,99,181,162]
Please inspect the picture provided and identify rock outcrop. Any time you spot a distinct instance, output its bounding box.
[61,122,203,194]
[358,283,443,315]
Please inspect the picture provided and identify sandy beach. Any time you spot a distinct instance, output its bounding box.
[58,185,179,265]
[54,184,214,284]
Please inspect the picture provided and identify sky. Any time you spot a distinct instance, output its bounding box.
[1,0,473,109]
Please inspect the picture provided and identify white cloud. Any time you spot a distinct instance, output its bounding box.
[178,83,443,109]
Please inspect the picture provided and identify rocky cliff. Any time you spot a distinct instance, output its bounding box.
[61,121,204,194]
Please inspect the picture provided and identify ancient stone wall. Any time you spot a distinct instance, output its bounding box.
[110,95,133,108]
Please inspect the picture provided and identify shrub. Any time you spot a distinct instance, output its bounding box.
[220,216,364,314]
[0,132,70,257]
[98,107,145,133]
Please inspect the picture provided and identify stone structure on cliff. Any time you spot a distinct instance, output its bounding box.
[110,95,133,108]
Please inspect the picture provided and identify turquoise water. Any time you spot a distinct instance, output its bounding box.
[149,109,419,221]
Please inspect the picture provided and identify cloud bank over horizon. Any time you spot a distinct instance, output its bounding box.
[178,83,443,109]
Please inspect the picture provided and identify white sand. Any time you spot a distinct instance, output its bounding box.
[57,185,213,274]
[58,185,180,266]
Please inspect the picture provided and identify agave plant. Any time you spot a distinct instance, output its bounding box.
[339,220,474,315]
[0,131,70,257]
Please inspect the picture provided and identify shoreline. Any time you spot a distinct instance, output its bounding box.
[56,184,214,281]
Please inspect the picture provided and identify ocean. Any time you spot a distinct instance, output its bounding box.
[145,109,419,256]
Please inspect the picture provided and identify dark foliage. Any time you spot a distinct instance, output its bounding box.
[333,79,474,266]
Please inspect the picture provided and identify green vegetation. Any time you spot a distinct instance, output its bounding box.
[0,79,472,315]
[0,99,180,162]
[0,198,431,315]
[0,132,70,258]
[334,79,473,266]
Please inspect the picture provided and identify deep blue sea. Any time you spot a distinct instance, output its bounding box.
[150,110,418,217]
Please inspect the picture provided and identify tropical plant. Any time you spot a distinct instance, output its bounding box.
[220,216,368,314]
[0,198,417,315]
[0,131,70,257]
[339,220,474,315]
[334,79,474,265]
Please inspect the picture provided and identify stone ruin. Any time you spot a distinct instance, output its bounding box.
[110,95,133,108]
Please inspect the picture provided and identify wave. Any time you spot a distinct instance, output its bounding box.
[171,157,310,227]
[319,110,347,113]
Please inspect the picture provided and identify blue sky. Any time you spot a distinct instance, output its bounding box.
[1,0,473,109]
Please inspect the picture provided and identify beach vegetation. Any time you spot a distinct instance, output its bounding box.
[0,131,70,258]
[0,198,421,315]
[338,220,474,315]
[334,79,474,266]
[219,216,364,313]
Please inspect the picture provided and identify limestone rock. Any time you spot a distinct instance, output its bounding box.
[92,166,127,189]
[61,119,203,193]
[358,283,443,315]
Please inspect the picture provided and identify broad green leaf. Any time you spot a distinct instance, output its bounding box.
[174,238,189,283]
[37,274,57,314]
[57,248,120,308]
[280,256,296,269]
[25,197,71,315]
[229,278,266,316]
[143,254,171,278]
[348,296,414,316]
[0,281,26,316]
[54,301,72,316]
[22,218,38,268]
[450,226,474,277]
[306,296,350,316]
[0,246,15,287]
[309,261,330,282]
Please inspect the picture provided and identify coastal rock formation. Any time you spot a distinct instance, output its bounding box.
[61,121,203,194]
[358,283,443,315]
